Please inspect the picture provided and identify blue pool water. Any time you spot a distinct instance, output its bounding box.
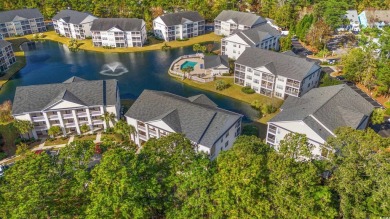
[180,60,198,69]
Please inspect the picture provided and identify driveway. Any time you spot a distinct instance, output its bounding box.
[370,118,390,138]
[345,83,383,108]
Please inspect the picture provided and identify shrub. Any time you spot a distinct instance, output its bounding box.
[0,152,7,160]
[221,72,231,76]
[177,38,189,41]
[251,100,262,109]
[61,136,68,140]
[262,103,277,115]
[241,86,255,94]
[215,80,230,91]
[385,108,390,116]
[242,125,259,137]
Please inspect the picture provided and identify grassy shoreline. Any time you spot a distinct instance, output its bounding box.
[8,31,222,53]
[0,38,29,88]
[173,76,283,123]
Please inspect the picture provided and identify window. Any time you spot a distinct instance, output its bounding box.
[307,83,311,88]
[225,141,229,147]
[220,137,223,143]
[225,132,229,137]
[277,78,284,82]
[275,92,283,97]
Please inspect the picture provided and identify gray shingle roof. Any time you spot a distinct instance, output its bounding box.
[52,10,95,24]
[236,48,320,80]
[12,77,118,115]
[125,90,242,148]
[235,24,280,46]
[63,76,85,83]
[0,39,11,48]
[270,85,374,140]
[157,11,204,26]
[91,18,144,31]
[0,9,43,23]
[215,10,266,27]
[204,55,229,69]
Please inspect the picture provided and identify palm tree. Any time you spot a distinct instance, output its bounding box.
[101,112,116,129]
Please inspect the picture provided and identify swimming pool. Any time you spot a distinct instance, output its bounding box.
[180,61,197,69]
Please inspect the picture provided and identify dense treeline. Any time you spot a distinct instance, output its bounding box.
[0,128,389,218]
[1,0,390,27]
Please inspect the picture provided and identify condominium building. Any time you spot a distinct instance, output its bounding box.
[234,48,321,99]
[52,10,97,39]
[125,90,243,159]
[12,77,120,139]
[221,24,281,59]
[91,18,147,47]
[214,10,267,36]
[0,9,46,38]
[267,85,374,159]
[153,11,205,41]
[0,40,16,72]
[358,10,390,28]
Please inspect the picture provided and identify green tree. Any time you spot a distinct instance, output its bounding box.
[278,133,313,159]
[86,147,141,218]
[306,20,332,51]
[80,124,90,134]
[280,34,292,52]
[48,126,61,137]
[193,43,201,53]
[327,127,390,218]
[321,0,349,29]
[371,108,385,125]
[0,152,60,218]
[13,119,33,138]
[213,136,273,218]
[114,119,131,141]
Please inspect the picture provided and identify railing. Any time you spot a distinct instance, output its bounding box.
[93,120,103,124]
[48,115,58,120]
[79,120,89,125]
[189,75,213,83]
[32,116,45,121]
[268,127,276,134]
[137,125,146,131]
[139,134,147,140]
[77,112,87,117]
[168,54,213,83]
[63,113,73,119]
[286,82,300,88]
[149,129,157,135]
[34,125,47,130]
[65,122,76,127]
[90,111,102,116]
[267,137,275,143]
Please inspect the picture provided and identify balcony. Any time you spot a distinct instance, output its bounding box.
[268,127,276,134]
[48,114,59,120]
[63,113,73,119]
[79,120,89,125]
[32,116,45,122]
[139,133,147,140]
[93,119,103,124]
[267,136,275,143]
[90,111,102,116]
[285,88,299,96]
[34,125,47,131]
[77,112,87,117]
[137,125,146,131]
[286,81,300,88]
[149,129,157,135]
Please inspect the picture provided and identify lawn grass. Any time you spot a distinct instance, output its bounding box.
[0,38,29,88]
[7,31,222,53]
[44,137,70,146]
[177,77,284,107]
[75,134,97,141]
[102,133,124,142]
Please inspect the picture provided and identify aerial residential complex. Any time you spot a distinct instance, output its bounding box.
[267,85,374,159]
[125,90,243,159]
[0,40,16,72]
[11,77,120,139]
[221,24,281,59]
[214,10,267,36]
[342,10,360,32]
[91,18,147,47]
[52,10,97,39]
[153,11,205,41]
[0,9,46,38]
[234,48,321,99]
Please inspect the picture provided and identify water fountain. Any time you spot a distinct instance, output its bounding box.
[99,61,129,76]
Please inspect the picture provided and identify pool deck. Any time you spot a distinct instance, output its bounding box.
[174,57,205,77]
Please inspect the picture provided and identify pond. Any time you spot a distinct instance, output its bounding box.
[0,41,259,122]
